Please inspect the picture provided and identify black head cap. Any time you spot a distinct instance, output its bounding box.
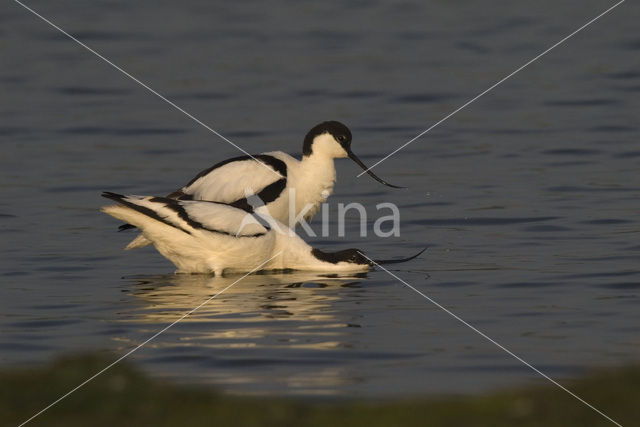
[339,248,371,265]
[312,248,372,266]
[302,121,352,157]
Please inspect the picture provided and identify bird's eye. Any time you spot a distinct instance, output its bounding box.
[337,135,347,143]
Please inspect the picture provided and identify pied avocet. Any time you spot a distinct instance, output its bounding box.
[102,192,421,275]
[121,121,401,249]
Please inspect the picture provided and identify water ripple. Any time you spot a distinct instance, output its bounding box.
[410,217,558,226]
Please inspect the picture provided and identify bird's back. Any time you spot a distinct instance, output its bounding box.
[177,152,292,219]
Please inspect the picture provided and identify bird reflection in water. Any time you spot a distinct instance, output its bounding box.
[115,271,370,394]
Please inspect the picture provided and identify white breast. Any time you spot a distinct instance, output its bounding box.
[289,156,337,222]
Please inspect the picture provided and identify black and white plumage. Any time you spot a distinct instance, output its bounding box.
[123,121,401,249]
[102,192,423,275]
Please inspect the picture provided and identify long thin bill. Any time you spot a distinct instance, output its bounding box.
[348,150,404,188]
[374,247,427,265]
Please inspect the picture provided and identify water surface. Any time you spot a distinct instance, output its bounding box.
[1,0,639,397]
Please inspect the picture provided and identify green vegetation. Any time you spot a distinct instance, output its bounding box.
[1,354,637,426]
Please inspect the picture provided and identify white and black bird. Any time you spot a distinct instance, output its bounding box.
[121,121,401,249]
[103,192,423,275]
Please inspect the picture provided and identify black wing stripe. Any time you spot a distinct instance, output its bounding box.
[185,155,251,187]
[184,154,287,188]
[149,196,204,231]
[102,192,192,235]
[256,178,287,204]
[229,177,287,212]
[228,198,252,212]
[167,189,193,200]
[311,248,352,264]
[113,154,287,233]
[118,223,136,231]
[118,189,192,232]
[255,154,287,177]
[148,196,267,238]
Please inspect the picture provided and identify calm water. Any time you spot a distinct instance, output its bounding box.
[1,0,639,397]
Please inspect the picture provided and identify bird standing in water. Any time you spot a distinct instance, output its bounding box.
[121,121,401,249]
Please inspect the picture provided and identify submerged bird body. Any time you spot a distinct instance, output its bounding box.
[123,121,400,249]
[102,192,373,275]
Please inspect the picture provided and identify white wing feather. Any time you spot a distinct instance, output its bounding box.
[181,201,268,236]
[114,196,268,237]
[183,154,285,202]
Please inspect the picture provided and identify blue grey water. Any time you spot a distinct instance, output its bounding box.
[1,0,639,397]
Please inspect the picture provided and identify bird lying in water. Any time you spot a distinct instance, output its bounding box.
[102,192,422,275]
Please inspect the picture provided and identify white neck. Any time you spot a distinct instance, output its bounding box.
[306,133,348,159]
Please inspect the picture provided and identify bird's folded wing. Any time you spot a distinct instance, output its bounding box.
[180,200,269,236]
[102,193,268,237]
[181,154,286,203]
